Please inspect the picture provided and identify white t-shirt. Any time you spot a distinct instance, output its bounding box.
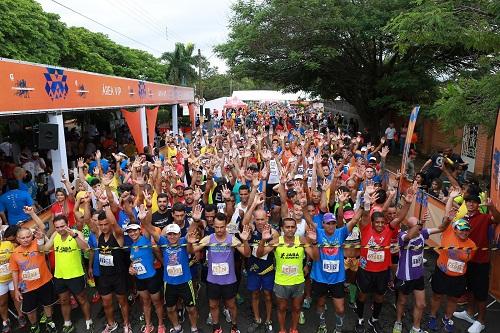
[385,127,396,140]
[268,159,280,184]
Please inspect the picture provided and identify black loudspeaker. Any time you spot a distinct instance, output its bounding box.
[204,108,211,121]
[176,104,183,117]
[38,123,59,150]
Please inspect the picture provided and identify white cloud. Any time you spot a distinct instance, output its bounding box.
[35,0,233,72]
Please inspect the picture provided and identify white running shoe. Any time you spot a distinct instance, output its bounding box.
[467,321,485,333]
[453,310,475,324]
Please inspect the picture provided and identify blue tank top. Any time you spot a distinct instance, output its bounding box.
[158,236,191,285]
[130,236,156,279]
[311,226,349,284]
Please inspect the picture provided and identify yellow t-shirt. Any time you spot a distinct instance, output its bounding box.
[54,234,85,279]
[0,241,14,283]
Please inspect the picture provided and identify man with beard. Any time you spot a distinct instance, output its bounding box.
[151,193,171,230]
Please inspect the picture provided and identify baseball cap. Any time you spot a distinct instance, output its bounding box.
[125,223,141,231]
[165,224,181,234]
[344,210,355,220]
[360,146,367,152]
[286,189,297,197]
[294,174,304,180]
[323,213,336,223]
[369,156,377,163]
[453,219,471,231]
[175,181,185,188]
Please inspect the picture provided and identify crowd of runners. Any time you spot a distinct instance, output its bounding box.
[0,103,498,333]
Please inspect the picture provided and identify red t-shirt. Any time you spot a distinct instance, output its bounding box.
[360,223,398,272]
[466,212,493,263]
[50,199,76,227]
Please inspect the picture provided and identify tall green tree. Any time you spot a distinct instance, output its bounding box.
[0,0,68,65]
[161,43,198,86]
[386,0,500,133]
[217,0,500,131]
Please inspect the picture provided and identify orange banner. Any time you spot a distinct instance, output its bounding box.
[121,109,144,153]
[147,106,159,149]
[0,58,193,114]
[489,109,500,300]
[399,106,420,190]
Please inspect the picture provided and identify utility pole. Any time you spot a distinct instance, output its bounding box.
[197,48,202,121]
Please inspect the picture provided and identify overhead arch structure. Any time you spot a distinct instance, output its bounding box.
[0,57,194,189]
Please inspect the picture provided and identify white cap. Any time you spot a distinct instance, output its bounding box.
[165,224,181,234]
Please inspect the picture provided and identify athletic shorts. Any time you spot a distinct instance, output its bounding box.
[247,271,275,292]
[164,281,196,308]
[97,273,127,296]
[312,281,345,299]
[136,271,162,295]
[344,257,359,271]
[54,275,86,295]
[0,281,14,296]
[21,280,57,314]
[273,282,305,299]
[356,268,389,295]
[431,267,466,298]
[395,276,425,295]
[206,281,238,300]
[466,262,489,301]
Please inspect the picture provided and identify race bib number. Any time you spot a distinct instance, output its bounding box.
[22,268,40,281]
[281,264,298,276]
[252,246,268,260]
[217,203,226,213]
[132,262,146,275]
[367,250,385,263]
[0,263,9,275]
[226,223,239,235]
[99,254,114,267]
[447,259,465,274]
[212,263,229,276]
[412,254,423,267]
[322,260,339,273]
[167,264,183,277]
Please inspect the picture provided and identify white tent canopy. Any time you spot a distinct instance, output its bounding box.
[231,90,311,101]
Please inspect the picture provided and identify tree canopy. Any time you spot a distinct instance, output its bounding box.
[216,0,499,132]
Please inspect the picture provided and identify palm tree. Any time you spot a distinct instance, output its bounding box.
[161,42,197,86]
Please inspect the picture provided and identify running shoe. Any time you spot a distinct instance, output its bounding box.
[467,321,485,333]
[442,317,454,333]
[206,313,213,325]
[2,320,10,333]
[299,311,305,325]
[392,321,402,333]
[409,328,428,333]
[87,278,96,287]
[302,297,312,309]
[247,320,262,333]
[212,326,223,333]
[141,325,154,333]
[427,317,438,331]
[169,327,183,333]
[349,301,357,310]
[453,310,474,324]
[223,308,232,323]
[29,324,40,333]
[86,321,95,333]
[123,324,133,333]
[101,322,118,333]
[46,321,57,333]
[316,324,327,333]
[264,321,274,333]
[62,325,75,333]
[157,326,166,333]
[39,313,48,325]
[354,321,365,333]
[230,324,241,333]
[368,318,382,333]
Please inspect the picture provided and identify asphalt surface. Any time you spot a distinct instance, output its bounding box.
[7,250,499,333]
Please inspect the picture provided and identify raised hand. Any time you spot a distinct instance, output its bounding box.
[222,185,232,200]
[143,189,152,206]
[338,190,349,203]
[260,166,269,180]
[153,156,162,168]
[77,157,85,168]
[379,146,389,159]
[449,186,461,199]
[61,169,67,182]
[321,179,330,192]
[192,204,204,221]
[137,204,148,220]
[23,206,35,216]
[305,225,317,242]
[95,150,101,160]
[262,224,272,241]
[239,224,251,241]
[193,186,203,203]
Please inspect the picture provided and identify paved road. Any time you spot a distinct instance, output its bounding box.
[9,251,499,333]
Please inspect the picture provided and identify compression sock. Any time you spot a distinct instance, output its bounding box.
[373,301,383,320]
